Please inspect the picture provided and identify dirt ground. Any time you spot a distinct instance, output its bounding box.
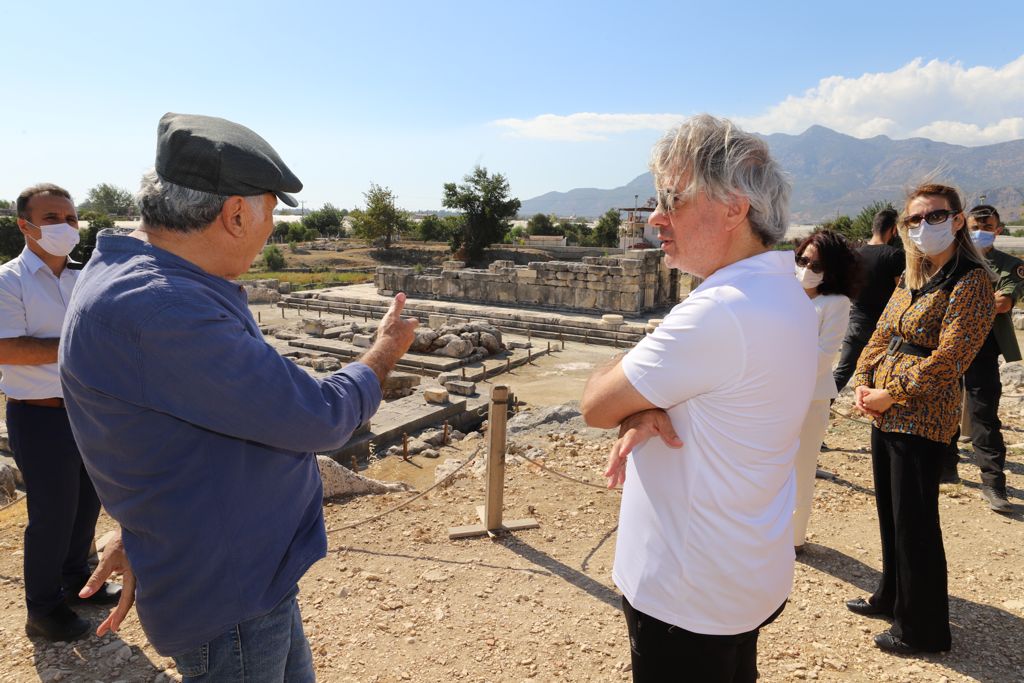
[2,345,1024,682]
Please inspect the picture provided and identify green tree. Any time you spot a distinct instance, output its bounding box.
[349,184,409,248]
[849,200,896,242]
[0,216,23,261]
[273,221,291,240]
[262,244,286,270]
[416,214,457,242]
[0,199,12,211]
[74,211,113,263]
[558,220,589,244]
[527,213,559,236]
[589,209,621,247]
[817,214,856,241]
[80,183,136,216]
[287,222,310,243]
[302,203,347,237]
[442,166,520,262]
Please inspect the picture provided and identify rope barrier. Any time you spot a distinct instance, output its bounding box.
[0,494,26,514]
[516,450,617,491]
[830,407,874,426]
[326,446,482,534]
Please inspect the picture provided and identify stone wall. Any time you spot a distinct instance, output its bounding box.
[375,250,677,314]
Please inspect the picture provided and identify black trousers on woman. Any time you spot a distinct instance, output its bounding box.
[869,427,951,651]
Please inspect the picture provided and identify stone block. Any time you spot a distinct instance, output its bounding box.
[516,269,538,281]
[601,314,624,326]
[428,314,447,329]
[437,371,461,385]
[444,380,477,396]
[507,340,532,349]
[555,271,574,281]
[302,318,328,336]
[442,260,466,270]
[311,357,342,372]
[278,281,293,294]
[323,326,350,339]
[352,333,374,348]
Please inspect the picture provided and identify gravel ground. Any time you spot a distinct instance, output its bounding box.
[1,386,1023,681]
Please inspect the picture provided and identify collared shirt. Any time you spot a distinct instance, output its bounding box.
[983,248,1024,362]
[853,256,994,443]
[614,251,817,635]
[60,233,382,656]
[0,247,79,399]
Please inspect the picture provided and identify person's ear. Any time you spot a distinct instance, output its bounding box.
[952,212,965,232]
[724,194,750,231]
[219,196,248,238]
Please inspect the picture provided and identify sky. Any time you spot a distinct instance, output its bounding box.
[3,0,1023,212]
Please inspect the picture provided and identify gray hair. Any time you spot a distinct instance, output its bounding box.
[650,114,790,246]
[136,168,265,232]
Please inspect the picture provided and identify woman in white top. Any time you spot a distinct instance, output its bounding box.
[793,229,860,552]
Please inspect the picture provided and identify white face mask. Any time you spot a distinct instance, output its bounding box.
[970,229,996,249]
[795,265,824,289]
[908,217,955,256]
[26,221,80,257]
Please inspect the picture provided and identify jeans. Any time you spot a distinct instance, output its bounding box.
[173,587,315,682]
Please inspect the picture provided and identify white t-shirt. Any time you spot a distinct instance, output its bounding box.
[615,250,817,635]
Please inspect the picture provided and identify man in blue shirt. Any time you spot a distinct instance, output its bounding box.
[60,113,417,681]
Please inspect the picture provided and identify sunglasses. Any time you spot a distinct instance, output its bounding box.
[656,188,688,213]
[795,254,824,274]
[901,209,960,228]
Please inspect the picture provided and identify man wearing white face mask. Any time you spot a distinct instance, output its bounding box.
[940,205,1023,511]
[0,183,121,643]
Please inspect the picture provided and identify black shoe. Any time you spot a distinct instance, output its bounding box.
[25,604,89,642]
[846,597,892,618]
[65,582,122,606]
[981,485,1013,513]
[794,544,805,556]
[939,467,960,485]
[873,631,919,655]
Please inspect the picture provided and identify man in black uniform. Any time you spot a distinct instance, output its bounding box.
[944,205,1022,512]
[833,208,905,391]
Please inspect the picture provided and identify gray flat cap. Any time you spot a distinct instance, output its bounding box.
[156,112,302,207]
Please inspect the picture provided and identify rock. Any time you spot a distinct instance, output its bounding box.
[444,380,477,396]
[434,458,469,486]
[479,332,502,354]
[431,333,461,350]
[409,328,439,353]
[421,449,440,459]
[0,462,17,505]
[601,314,624,326]
[436,372,461,385]
[999,362,1024,390]
[427,314,448,329]
[302,318,328,336]
[423,386,450,404]
[317,456,413,498]
[352,333,374,348]
[436,338,473,358]
[116,644,132,661]
[507,340,532,349]
[382,372,421,399]
[311,357,342,372]
[508,402,582,434]
[274,331,300,341]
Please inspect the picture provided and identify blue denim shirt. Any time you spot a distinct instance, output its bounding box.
[59,233,382,656]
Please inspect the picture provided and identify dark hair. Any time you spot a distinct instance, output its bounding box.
[796,228,861,299]
[969,204,1000,222]
[16,183,73,219]
[871,208,898,236]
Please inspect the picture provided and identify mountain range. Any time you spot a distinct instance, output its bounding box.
[519,126,1024,223]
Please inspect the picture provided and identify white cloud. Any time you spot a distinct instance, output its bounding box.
[493,55,1024,146]
[492,112,685,141]
[736,55,1024,145]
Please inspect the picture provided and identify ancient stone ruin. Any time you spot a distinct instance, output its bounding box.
[375,250,678,315]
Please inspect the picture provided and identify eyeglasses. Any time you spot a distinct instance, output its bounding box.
[901,209,959,228]
[796,254,824,274]
[795,254,824,274]
[656,188,688,213]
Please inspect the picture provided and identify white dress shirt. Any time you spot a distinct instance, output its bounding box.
[0,247,79,399]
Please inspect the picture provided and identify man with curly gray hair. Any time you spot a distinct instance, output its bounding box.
[582,114,816,682]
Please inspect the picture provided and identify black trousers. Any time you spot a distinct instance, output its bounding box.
[6,403,100,617]
[870,428,951,651]
[622,596,784,682]
[962,350,1006,488]
[833,318,873,393]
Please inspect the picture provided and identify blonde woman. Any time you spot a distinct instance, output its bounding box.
[847,183,995,655]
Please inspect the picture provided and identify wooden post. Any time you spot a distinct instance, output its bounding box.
[506,357,511,373]
[461,366,466,379]
[559,333,564,350]
[448,385,538,540]
[402,433,409,461]
[443,420,449,445]
[547,341,551,353]
[281,306,285,318]
[257,311,261,323]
